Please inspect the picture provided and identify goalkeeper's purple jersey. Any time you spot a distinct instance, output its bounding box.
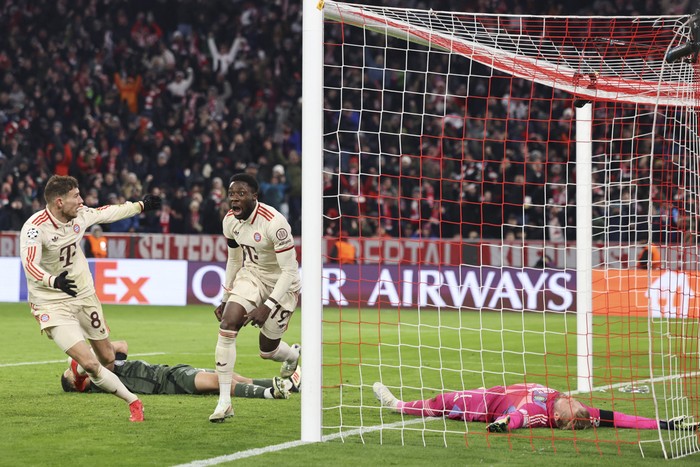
[411,383,600,429]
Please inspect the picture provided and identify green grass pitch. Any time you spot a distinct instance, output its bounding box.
[0,302,697,466]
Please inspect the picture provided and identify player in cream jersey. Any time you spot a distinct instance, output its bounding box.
[220,196,301,296]
[22,197,141,303]
[209,173,301,422]
[19,175,162,422]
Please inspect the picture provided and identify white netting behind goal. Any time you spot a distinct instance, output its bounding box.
[318,1,700,458]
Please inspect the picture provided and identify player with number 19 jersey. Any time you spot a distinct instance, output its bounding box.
[221,201,300,302]
[20,202,144,304]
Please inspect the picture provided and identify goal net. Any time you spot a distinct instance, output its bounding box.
[305,1,700,458]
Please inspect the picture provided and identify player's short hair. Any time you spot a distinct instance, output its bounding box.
[44,175,79,204]
[229,173,259,194]
[60,373,77,393]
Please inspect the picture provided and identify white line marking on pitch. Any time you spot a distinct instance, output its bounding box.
[172,418,427,467]
[0,352,165,367]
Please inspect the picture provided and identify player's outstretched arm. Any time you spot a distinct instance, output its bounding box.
[80,194,160,227]
[659,418,700,431]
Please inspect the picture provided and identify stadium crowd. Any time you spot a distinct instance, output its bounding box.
[0,0,692,242]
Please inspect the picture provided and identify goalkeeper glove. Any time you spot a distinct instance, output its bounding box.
[660,418,700,431]
[53,271,77,297]
[487,416,510,433]
[141,194,162,212]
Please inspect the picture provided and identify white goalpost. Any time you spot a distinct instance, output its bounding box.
[302,0,700,458]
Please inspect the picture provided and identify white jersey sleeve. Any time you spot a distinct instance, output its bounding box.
[77,201,143,228]
[263,211,299,305]
[20,214,54,289]
[221,211,243,302]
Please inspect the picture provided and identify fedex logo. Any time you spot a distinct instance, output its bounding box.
[95,261,150,304]
[91,259,188,306]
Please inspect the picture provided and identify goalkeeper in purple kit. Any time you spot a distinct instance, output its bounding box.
[373,382,699,432]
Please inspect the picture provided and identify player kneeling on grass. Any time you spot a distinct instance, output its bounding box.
[62,341,301,398]
[373,382,699,432]
[210,173,302,422]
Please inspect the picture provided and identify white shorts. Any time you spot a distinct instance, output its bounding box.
[228,269,299,340]
[30,294,109,350]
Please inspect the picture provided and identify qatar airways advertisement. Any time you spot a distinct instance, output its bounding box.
[2,257,697,318]
[186,262,575,312]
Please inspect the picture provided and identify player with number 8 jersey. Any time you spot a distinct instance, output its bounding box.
[19,175,162,422]
[209,173,301,422]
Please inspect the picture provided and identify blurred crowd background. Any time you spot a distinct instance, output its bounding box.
[0,0,692,240]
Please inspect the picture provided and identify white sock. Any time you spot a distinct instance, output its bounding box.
[215,329,237,407]
[267,341,298,363]
[90,366,138,404]
[263,388,274,399]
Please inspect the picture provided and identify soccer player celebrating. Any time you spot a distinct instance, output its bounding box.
[373,382,699,432]
[209,173,301,422]
[61,341,301,399]
[20,175,161,422]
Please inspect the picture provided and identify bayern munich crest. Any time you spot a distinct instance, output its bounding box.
[73,224,81,233]
[254,232,262,242]
[40,314,50,322]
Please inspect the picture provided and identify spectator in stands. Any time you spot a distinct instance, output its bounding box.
[107,194,140,233]
[0,196,30,230]
[200,179,225,234]
[534,253,555,269]
[0,0,690,248]
[207,33,246,76]
[185,195,203,234]
[99,172,122,204]
[637,244,661,270]
[85,225,108,258]
[113,73,143,114]
[260,164,288,217]
[126,152,151,186]
[121,172,143,201]
[167,67,194,99]
[285,150,302,234]
[150,151,177,191]
[168,186,189,234]
[328,236,357,264]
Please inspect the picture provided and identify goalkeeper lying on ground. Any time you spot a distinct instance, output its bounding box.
[373,382,698,432]
[61,340,301,399]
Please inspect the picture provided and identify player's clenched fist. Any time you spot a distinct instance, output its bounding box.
[141,194,162,212]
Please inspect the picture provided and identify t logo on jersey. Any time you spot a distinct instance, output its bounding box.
[60,243,78,267]
[241,244,258,264]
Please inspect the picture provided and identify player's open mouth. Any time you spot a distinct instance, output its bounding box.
[231,206,242,214]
